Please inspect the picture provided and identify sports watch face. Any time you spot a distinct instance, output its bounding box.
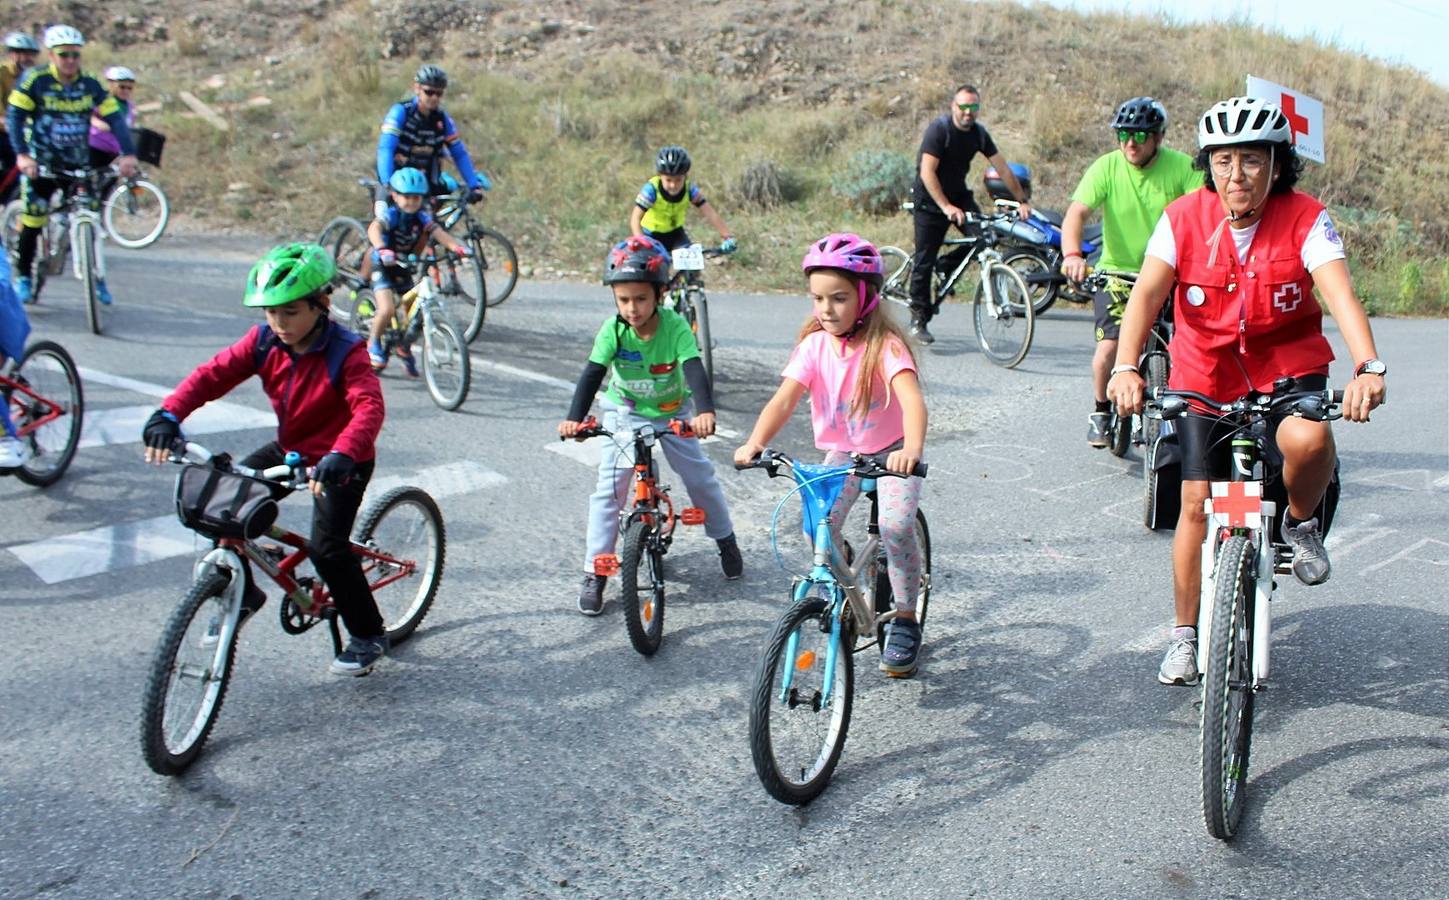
[1357,359,1387,376]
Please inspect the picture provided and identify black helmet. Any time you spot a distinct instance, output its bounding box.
[1111,97,1167,132]
[415,64,448,88]
[603,236,671,286]
[655,145,691,176]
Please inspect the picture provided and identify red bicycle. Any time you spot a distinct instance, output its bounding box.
[1,339,83,487]
[565,417,706,656]
[140,441,445,775]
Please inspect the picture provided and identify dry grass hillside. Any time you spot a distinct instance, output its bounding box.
[9,0,1447,313]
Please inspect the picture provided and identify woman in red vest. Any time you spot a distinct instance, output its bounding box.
[1107,96,1387,687]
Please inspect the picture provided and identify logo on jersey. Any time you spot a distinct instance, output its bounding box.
[1272,283,1303,314]
[615,349,643,362]
[648,362,676,375]
[1322,219,1342,247]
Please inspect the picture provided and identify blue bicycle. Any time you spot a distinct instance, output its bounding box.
[737,449,930,804]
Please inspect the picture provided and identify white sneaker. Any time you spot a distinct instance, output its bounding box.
[1158,626,1199,686]
[0,435,30,469]
[1282,516,1331,586]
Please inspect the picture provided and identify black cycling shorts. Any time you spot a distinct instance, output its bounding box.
[1178,374,1328,482]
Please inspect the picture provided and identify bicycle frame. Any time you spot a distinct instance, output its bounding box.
[0,371,66,438]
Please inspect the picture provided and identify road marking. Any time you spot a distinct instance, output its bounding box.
[7,461,507,585]
[1357,537,1449,576]
[79,404,275,449]
[547,437,606,468]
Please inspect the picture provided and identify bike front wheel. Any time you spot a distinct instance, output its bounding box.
[10,340,84,487]
[421,315,470,411]
[878,245,913,308]
[446,240,487,344]
[140,573,238,775]
[972,262,1034,368]
[1201,534,1257,840]
[620,518,666,656]
[749,596,853,805]
[77,220,102,335]
[477,226,518,306]
[354,486,446,645]
[1142,349,1170,450]
[1108,409,1132,458]
[689,289,714,388]
[103,178,169,248]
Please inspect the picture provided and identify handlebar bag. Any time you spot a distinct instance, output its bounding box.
[175,464,280,540]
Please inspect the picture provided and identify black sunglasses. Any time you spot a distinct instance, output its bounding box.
[56,51,81,59]
[421,88,444,97]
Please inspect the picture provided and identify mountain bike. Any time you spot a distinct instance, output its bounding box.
[565,416,708,656]
[738,449,930,804]
[0,339,84,487]
[140,440,445,776]
[348,246,472,411]
[1081,269,1173,459]
[101,168,169,249]
[2,166,110,334]
[665,243,732,390]
[1152,384,1343,840]
[432,181,519,312]
[879,207,1035,367]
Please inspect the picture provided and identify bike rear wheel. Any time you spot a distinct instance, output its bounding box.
[972,262,1034,368]
[749,595,853,805]
[620,518,666,656]
[103,178,169,248]
[421,315,470,410]
[354,486,445,645]
[1202,535,1257,840]
[318,216,369,324]
[140,573,238,775]
[873,510,932,647]
[1003,249,1058,315]
[9,340,84,487]
[476,226,518,306]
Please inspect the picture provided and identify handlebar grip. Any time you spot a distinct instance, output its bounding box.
[911,461,929,478]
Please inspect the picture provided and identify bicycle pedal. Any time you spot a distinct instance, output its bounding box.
[593,553,621,577]
[679,507,706,526]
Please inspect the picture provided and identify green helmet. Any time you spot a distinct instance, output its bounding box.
[243,243,336,307]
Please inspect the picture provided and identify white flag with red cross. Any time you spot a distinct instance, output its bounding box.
[1246,76,1325,164]
[1210,480,1264,530]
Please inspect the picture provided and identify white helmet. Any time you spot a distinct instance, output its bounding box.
[4,32,39,52]
[1198,97,1291,149]
[104,65,136,82]
[43,24,85,49]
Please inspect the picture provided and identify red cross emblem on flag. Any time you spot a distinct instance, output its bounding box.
[1210,480,1263,529]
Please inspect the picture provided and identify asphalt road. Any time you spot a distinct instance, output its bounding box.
[2,235,1447,899]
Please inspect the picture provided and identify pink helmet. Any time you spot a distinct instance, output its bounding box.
[802,233,884,332]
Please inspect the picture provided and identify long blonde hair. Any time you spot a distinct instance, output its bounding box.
[796,270,918,422]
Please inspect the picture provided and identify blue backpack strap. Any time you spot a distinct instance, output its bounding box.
[254,324,280,371]
[319,319,363,391]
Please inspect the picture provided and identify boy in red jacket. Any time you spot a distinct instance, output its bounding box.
[143,243,390,676]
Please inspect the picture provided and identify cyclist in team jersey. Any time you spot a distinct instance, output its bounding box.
[629,145,736,256]
[376,64,491,201]
[6,25,137,305]
[1061,97,1199,448]
[1107,97,1386,687]
[0,32,39,179]
[88,65,137,170]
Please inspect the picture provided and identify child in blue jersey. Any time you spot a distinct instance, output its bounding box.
[364,167,470,373]
[629,145,736,256]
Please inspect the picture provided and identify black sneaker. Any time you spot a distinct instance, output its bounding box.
[202,581,267,647]
[909,319,935,345]
[578,574,606,616]
[330,634,389,677]
[717,533,743,580]
[880,617,922,677]
[1087,412,1111,448]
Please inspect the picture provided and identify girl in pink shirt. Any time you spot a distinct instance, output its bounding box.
[735,233,929,676]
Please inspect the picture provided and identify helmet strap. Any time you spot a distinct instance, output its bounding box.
[841,281,879,341]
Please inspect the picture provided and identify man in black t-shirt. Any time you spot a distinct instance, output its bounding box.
[908,84,1032,343]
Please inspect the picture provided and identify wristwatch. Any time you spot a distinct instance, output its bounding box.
[1354,358,1387,377]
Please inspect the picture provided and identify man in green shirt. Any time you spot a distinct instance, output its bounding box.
[1062,97,1199,447]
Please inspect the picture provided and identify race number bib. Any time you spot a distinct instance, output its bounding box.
[673,243,705,272]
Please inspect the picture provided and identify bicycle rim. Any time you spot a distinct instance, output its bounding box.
[355,487,445,644]
[878,246,913,306]
[1202,535,1257,840]
[422,316,469,410]
[749,596,853,804]
[620,519,665,656]
[972,263,1034,368]
[12,341,83,487]
[1003,250,1058,315]
[478,226,518,306]
[103,179,168,248]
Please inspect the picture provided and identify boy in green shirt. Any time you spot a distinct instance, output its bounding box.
[1061,97,1199,447]
[558,236,741,615]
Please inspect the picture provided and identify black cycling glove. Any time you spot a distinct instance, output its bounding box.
[142,408,181,454]
[312,451,356,487]
[467,189,485,204]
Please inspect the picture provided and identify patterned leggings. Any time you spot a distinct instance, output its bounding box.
[822,450,924,612]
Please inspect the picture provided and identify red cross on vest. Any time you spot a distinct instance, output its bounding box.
[1279,93,1311,144]
[1210,480,1263,530]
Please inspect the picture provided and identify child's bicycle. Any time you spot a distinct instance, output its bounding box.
[664,243,732,389]
[736,449,931,805]
[879,205,1035,368]
[0,339,84,486]
[564,416,708,656]
[140,440,445,776]
[1,166,111,334]
[348,246,472,411]
[1152,383,1344,840]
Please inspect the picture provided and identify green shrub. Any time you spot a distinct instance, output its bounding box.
[832,149,914,215]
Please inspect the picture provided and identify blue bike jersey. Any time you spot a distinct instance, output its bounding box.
[6,63,133,167]
[375,205,436,253]
[376,97,482,190]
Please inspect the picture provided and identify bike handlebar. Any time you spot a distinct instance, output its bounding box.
[734,448,928,479]
[1151,388,1344,423]
[561,416,697,442]
[168,440,311,490]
